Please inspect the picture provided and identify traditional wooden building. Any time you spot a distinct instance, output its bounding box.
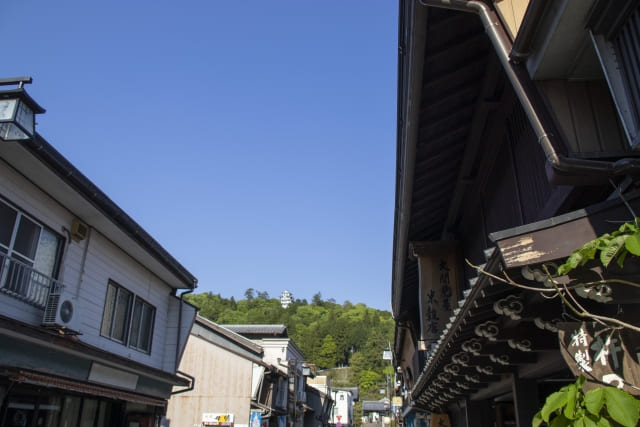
[392,1,640,426]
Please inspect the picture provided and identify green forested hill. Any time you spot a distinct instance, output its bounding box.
[185,289,394,398]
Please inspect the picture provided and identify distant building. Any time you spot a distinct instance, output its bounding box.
[305,376,333,427]
[164,316,288,427]
[361,399,391,426]
[223,324,308,427]
[329,389,357,427]
[280,290,293,308]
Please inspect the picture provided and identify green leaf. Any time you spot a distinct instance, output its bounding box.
[617,249,628,269]
[541,389,570,422]
[558,253,584,275]
[603,387,640,427]
[619,222,638,233]
[578,415,603,427]
[625,231,640,256]
[595,416,612,427]
[584,387,605,416]
[549,413,570,427]
[532,411,544,427]
[564,384,578,419]
[600,235,626,267]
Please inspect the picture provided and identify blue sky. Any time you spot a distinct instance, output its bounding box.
[2,2,398,311]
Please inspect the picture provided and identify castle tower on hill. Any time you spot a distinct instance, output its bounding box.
[280,290,293,308]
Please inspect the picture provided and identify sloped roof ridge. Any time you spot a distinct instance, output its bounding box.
[195,315,264,354]
[223,324,288,337]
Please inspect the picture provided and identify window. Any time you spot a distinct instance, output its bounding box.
[101,281,155,353]
[0,198,63,307]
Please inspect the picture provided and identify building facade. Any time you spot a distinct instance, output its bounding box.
[393,1,640,426]
[0,129,197,426]
[164,316,288,427]
[328,389,354,427]
[223,325,311,427]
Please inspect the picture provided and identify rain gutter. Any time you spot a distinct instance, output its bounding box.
[509,0,549,62]
[416,0,640,177]
[171,370,195,395]
[392,0,428,320]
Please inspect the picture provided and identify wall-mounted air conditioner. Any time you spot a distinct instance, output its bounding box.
[42,286,82,334]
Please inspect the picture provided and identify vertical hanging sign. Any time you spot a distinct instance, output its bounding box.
[557,321,640,394]
[412,241,460,347]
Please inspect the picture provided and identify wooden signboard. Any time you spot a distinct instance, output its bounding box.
[413,241,460,345]
[430,413,451,427]
[557,322,640,395]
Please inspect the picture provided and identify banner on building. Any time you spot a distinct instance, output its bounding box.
[203,413,234,426]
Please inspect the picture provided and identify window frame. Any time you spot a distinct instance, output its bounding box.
[0,196,64,278]
[100,280,156,354]
[0,196,64,307]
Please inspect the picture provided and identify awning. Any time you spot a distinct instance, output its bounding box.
[9,370,166,407]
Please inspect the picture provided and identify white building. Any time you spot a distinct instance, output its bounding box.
[280,290,293,309]
[223,325,308,427]
[0,86,197,426]
[329,389,355,427]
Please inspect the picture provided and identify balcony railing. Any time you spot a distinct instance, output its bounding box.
[0,252,63,309]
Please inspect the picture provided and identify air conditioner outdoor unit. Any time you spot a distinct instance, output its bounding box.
[42,286,81,334]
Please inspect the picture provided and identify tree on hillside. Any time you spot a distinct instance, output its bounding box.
[184,289,394,396]
[312,292,323,306]
[317,335,339,369]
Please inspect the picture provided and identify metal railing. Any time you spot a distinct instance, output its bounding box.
[0,252,63,309]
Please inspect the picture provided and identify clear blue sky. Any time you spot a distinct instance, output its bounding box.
[2,2,398,311]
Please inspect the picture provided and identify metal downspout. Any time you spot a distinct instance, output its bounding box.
[417,0,640,178]
[171,370,195,395]
[175,287,194,372]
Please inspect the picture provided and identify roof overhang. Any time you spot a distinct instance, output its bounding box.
[0,135,197,290]
[407,193,640,410]
[522,0,602,80]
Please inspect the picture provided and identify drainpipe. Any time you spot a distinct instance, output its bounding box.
[171,370,195,395]
[175,286,194,372]
[416,0,640,178]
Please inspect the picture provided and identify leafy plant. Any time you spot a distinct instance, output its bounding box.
[557,219,640,276]
[533,375,640,427]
